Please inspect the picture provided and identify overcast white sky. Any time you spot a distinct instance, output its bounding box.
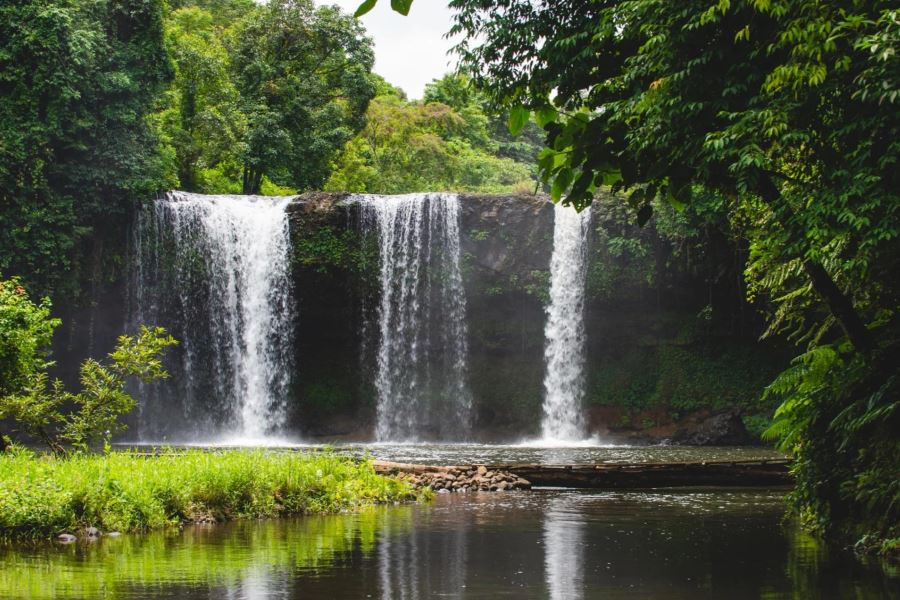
[315,1,458,99]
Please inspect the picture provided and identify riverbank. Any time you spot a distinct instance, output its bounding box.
[0,448,422,540]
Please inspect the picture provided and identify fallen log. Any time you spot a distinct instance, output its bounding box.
[504,459,793,488]
[372,459,793,489]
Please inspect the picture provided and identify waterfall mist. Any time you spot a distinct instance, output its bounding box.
[130,191,295,440]
[356,193,472,442]
[540,203,592,442]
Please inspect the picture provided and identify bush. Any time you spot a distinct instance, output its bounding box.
[0,279,58,398]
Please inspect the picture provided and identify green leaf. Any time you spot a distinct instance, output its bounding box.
[534,106,557,127]
[550,167,573,202]
[508,106,530,136]
[390,0,413,16]
[666,178,691,210]
[354,0,377,17]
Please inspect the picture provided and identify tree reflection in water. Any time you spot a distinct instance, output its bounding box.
[1,491,895,599]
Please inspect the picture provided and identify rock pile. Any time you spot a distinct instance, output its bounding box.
[373,461,531,493]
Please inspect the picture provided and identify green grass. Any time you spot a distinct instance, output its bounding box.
[0,448,421,539]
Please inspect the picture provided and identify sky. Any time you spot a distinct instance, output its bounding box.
[315,1,458,99]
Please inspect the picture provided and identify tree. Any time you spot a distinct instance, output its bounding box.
[0,0,173,298]
[231,0,376,194]
[155,7,247,192]
[424,73,545,166]
[325,78,534,193]
[0,280,59,401]
[0,279,176,454]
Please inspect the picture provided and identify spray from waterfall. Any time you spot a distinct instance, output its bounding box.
[131,191,295,440]
[540,203,592,442]
[356,193,472,442]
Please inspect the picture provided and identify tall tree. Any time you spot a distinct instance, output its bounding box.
[326,77,534,193]
[231,0,376,194]
[0,0,173,297]
[156,7,246,192]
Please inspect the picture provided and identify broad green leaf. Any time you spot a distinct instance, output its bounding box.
[550,167,573,202]
[534,106,557,127]
[507,106,530,136]
[667,181,691,210]
[390,0,413,15]
[354,0,377,17]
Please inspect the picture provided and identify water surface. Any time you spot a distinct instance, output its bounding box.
[3,489,895,599]
[120,442,787,466]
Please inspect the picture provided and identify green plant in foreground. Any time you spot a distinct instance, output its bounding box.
[0,278,176,453]
[0,449,422,539]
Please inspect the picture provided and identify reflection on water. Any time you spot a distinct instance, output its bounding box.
[377,506,468,600]
[544,495,585,600]
[2,491,896,599]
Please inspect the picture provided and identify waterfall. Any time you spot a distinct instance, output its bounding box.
[540,203,592,442]
[356,193,472,442]
[131,191,295,440]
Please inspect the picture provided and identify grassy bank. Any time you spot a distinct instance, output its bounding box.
[0,448,420,539]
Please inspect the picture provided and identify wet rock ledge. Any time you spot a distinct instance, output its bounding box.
[373,460,532,493]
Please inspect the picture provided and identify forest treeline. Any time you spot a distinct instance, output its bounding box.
[0,0,539,299]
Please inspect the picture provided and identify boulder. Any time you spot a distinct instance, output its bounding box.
[672,411,755,446]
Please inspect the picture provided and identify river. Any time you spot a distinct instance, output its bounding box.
[3,445,897,599]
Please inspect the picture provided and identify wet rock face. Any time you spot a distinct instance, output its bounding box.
[457,193,553,281]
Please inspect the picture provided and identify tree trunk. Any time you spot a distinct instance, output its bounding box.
[242,167,263,195]
[757,176,874,353]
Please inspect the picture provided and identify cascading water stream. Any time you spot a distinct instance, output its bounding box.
[540,203,592,442]
[356,193,472,442]
[131,191,295,440]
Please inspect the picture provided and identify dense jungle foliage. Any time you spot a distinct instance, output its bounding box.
[363,0,899,550]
